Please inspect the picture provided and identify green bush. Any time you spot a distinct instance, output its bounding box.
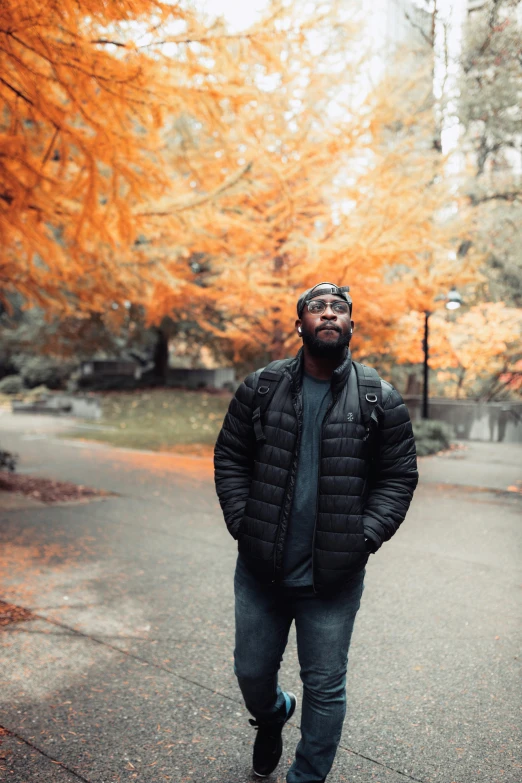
[0,374,24,394]
[12,355,74,390]
[413,419,455,457]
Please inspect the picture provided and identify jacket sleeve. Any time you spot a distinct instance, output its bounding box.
[214,372,257,539]
[362,387,418,551]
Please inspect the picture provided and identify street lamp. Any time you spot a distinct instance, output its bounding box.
[422,288,462,420]
[445,287,463,310]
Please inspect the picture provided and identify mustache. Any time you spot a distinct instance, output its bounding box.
[316,324,341,334]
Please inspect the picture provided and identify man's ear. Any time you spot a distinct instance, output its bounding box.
[350,319,355,334]
[295,318,302,336]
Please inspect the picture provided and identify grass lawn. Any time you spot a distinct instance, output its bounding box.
[2,388,454,458]
[73,391,453,457]
[69,389,233,455]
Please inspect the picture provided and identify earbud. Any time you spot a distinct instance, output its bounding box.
[298,327,302,334]
[350,329,353,334]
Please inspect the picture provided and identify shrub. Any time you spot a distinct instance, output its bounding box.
[0,356,17,380]
[0,374,24,394]
[25,384,51,399]
[12,355,74,390]
[413,419,455,457]
[0,447,17,472]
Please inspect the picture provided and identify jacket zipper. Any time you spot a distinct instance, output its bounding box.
[272,385,302,582]
[311,394,337,593]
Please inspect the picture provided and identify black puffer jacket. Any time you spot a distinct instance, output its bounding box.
[214,349,418,592]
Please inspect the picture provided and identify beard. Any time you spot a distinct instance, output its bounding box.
[301,324,351,358]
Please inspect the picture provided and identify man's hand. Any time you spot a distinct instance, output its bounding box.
[364,536,376,554]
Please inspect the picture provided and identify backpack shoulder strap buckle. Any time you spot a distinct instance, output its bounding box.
[252,406,265,442]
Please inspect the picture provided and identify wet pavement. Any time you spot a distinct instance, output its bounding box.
[0,411,521,783]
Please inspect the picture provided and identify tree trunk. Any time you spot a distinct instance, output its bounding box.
[153,329,169,384]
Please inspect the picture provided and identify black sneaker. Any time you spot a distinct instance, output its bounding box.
[249,692,297,778]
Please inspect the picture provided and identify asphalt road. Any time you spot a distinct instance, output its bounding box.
[0,411,521,783]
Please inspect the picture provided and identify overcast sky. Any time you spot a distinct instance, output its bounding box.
[197,0,268,30]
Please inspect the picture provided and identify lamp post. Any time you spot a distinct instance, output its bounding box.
[422,288,462,420]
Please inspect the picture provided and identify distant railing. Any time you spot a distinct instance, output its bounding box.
[404,396,522,443]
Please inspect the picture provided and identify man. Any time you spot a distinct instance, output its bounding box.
[214,282,418,783]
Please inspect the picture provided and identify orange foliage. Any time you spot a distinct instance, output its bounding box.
[397,302,522,397]
[1,0,167,308]
[141,30,475,363]
[0,0,268,310]
[1,0,475,366]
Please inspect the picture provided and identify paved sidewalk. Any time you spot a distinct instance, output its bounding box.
[0,412,521,783]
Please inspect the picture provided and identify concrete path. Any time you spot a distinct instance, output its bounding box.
[0,411,521,783]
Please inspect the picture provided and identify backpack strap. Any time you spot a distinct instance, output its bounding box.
[353,361,385,442]
[252,359,291,443]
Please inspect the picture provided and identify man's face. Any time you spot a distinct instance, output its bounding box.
[296,294,354,357]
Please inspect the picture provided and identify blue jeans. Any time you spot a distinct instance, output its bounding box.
[234,555,365,783]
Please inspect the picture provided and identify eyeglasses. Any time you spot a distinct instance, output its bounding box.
[307,299,350,315]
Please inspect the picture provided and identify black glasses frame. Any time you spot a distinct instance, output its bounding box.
[306,299,350,315]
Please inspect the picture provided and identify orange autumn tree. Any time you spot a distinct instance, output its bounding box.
[0,0,288,311]
[143,34,474,365]
[1,0,476,373]
[1,0,165,310]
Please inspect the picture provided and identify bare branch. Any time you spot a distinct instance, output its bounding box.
[470,191,521,205]
[137,161,253,217]
[90,38,126,47]
[0,76,34,105]
[403,9,433,47]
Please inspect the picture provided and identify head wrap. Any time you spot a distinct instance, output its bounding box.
[297,282,352,318]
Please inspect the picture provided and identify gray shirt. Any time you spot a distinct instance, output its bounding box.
[282,373,333,586]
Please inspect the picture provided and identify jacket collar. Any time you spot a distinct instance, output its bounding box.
[287,347,352,397]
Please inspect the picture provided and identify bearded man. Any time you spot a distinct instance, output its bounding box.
[214,282,418,783]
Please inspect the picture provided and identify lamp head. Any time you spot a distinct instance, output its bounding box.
[445,288,462,311]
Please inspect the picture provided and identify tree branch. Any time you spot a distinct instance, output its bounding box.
[0,76,34,105]
[90,38,126,47]
[403,10,433,47]
[137,161,253,216]
[41,126,60,168]
[470,191,521,205]
[91,31,261,50]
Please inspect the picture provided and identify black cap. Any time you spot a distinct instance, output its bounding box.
[297,282,352,317]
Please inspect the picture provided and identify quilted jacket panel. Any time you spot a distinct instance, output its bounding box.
[214,349,418,592]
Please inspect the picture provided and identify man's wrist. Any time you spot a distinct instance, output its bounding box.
[364,535,376,554]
